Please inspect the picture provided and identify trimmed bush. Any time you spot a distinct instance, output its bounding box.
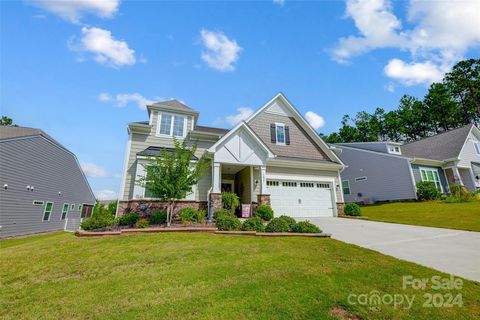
[136,218,150,229]
[179,208,197,224]
[213,209,233,221]
[344,203,361,216]
[216,214,241,231]
[278,215,296,230]
[117,212,139,226]
[149,210,167,225]
[416,181,441,201]
[80,217,114,231]
[265,217,290,233]
[256,205,274,221]
[291,221,321,233]
[222,192,240,214]
[241,216,265,232]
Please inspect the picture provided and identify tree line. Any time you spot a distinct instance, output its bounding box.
[321,59,480,143]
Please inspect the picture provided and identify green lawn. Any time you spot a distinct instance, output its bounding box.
[361,201,480,232]
[1,232,479,319]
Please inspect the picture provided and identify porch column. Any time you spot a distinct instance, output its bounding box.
[259,165,267,194]
[212,162,221,193]
[452,167,464,186]
[257,165,271,206]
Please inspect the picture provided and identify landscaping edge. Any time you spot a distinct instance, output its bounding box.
[75,228,331,238]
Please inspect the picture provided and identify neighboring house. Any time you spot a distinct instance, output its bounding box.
[118,93,345,219]
[335,124,480,203]
[0,126,96,238]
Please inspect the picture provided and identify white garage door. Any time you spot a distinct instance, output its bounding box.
[266,179,335,218]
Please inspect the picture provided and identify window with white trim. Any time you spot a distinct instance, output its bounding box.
[420,167,442,191]
[342,180,350,195]
[33,200,44,206]
[61,203,69,220]
[355,176,367,182]
[158,113,186,137]
[143,164,195,200]
[78,204,82,211]
[70,204,75,210]
[275,123,285,144]
[43,202,53,221]
[388,145,401,154]
[474,142,480,155]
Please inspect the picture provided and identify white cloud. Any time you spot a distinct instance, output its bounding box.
[98,92,157,110]
[273,0,285,5]
[305,111,325,130]
[226,107,254,126]
[81,162,109,178]
[385,82,395,93]
[384,59,444,85]
[29,0,120,23]
[95,189,118,200]
[331,0,480,85]
[71,27,136,68]
[200,29,242,72]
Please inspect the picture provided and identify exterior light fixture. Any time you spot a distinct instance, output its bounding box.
[3,184,7,190]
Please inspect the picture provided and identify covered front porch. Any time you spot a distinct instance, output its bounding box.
[444,165,480,191]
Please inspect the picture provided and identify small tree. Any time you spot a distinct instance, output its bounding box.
[0,116,16,126]
[136,138,208,226]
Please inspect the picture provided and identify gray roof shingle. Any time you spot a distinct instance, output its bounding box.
[149,99,197,113]
[401,124,474,161]
[0,126,43,139]
[193,125,229,135]
[137,146,198,159]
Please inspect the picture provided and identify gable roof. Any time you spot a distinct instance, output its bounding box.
[246,93,344,165]
[401,124,476,161]
[0,126,43,139]
[147,99,198,114]
[193,125,229,135]
[208,121,275,158]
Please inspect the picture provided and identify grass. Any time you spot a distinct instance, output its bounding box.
[1,232,479,320]
[361,200,480,232]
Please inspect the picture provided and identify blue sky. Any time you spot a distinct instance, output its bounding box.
[2,0,479,199]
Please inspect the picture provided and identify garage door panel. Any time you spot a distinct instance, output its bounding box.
[266,179,334,218]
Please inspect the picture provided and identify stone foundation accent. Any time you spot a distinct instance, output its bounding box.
[257,194,271,206]
[336,202,345,216]
[209,193,222,212]
[117,200,208,221]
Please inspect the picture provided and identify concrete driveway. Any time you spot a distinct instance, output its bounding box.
[309,218,480,282]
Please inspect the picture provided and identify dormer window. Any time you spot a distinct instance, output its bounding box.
[388,145,401,154]
[158,113,186,137]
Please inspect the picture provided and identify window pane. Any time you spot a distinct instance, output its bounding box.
[172,116,184,137]
[426,171,434,181]
[421,170,427,180]
[45,202,53,212]
[276,125,285,143]
[159,114,172,135]
[145,182,155,198]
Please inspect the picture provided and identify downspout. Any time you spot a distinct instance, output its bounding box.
[207,187,213,223]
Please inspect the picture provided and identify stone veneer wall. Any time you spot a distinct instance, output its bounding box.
[336,202,345,216]
[118,200,208,220]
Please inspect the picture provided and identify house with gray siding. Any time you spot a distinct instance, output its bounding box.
[335,124,480,203]
[118,93,346,219]
[0,126,96,238]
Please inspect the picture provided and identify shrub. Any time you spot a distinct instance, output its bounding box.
[222,192,240,214]
[344,203,361,216]
[179,208,197,224]
[291,221,321,233]
[278,215,296,230]
[265,217,290,233]
[195,209,207,224]
[213,209,233,221]
[215,214,241,231]
[256,205,274,221]
[80,216,115,231]
[241,216,265,232]
[416,181,441,201]
[136,218,150,229]
[117,212,139,226]
[447,183,474,202]
[149,210,167,225]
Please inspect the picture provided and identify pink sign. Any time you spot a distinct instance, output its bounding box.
[241,204,251,218]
